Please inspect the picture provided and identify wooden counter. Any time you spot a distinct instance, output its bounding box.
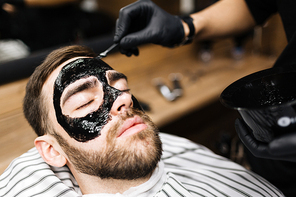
[0,42,275,173]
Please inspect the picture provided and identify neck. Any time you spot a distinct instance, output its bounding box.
[71,168,152,195]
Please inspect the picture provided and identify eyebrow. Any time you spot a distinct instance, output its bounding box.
[107,71,128,85]
[62,78,98,106]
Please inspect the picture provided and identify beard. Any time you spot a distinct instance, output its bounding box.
[53,108,163,180]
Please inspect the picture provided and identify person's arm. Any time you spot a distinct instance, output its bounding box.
[114,0,256,56]
[189,0,256,41]
[24,0,80,7]
[1,0,80,7]
[114,0,185,56]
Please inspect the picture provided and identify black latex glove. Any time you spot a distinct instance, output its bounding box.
[114,0,185,56]
[235,118,296,162]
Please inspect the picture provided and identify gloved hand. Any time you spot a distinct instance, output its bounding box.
[235,118,296,162]
[114,0,185,56]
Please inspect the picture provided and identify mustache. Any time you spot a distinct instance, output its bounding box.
[106,107,150,142]
[120,107,145,120]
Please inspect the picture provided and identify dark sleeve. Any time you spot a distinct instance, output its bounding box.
[244,0,278,25]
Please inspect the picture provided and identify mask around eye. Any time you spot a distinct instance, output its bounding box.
[53,58,123,142]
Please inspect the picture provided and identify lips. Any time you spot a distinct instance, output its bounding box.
[117,116,147,138]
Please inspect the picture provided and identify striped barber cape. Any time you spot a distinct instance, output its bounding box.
[0,133,284,197]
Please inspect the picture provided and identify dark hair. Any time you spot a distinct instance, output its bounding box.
[23,45,97,136]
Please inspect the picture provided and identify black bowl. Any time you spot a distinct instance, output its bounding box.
[220,67,296,142]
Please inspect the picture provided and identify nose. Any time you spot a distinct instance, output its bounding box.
[110,92,133,115]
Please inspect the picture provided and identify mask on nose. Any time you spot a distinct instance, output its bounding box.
[53,58,142,142]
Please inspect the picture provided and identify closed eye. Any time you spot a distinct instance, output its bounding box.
[76,99,94,110]
[121,89,131,93]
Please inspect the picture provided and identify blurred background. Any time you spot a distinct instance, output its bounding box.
[0,0,287,181]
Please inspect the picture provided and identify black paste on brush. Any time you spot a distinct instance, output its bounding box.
[53,58,122,142]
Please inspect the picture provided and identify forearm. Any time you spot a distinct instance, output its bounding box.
[183,0,256,41]
[24,0,80,7]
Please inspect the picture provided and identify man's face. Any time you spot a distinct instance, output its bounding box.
[42,57,162,179]
[53,57,127,142]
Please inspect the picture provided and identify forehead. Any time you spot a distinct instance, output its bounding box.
[42,57,125,98]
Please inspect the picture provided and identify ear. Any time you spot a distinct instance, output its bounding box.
[35,135,67,167]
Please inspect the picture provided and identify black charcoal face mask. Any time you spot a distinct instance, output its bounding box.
[53,58,124,142]
[53,58,143,142]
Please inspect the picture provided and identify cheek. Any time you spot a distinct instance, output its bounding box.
[97,116,122,142]
[75,131,110,151]
[97,116,119,136]
[49,107,108,148]
[48,109,70,140]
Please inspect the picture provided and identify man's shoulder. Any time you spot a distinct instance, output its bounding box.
[159,133,284,196]
[160,132,247,182]
[0,148,46,181]
[159,132,214,157]
[159,132,242,171]
[0,147,81,197]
